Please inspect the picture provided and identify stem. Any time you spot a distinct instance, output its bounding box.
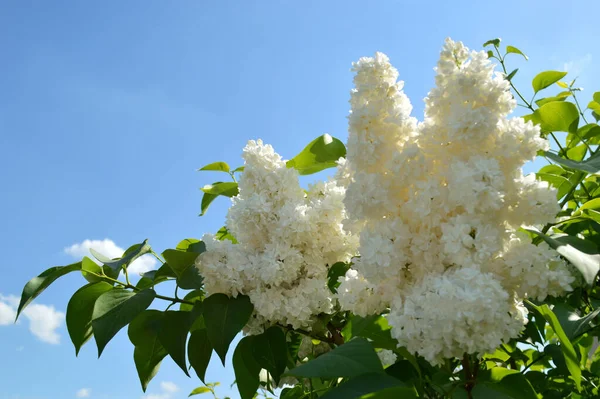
[571,89,590,125]
[462,354,474,399]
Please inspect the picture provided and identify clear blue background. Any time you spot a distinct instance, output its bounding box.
[0,1,598,398]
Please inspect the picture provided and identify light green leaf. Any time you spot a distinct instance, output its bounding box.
[289,338,384,378]
[232,166,245,173]
[199,193,218,216]
[189,386,212,396]
[176,239,206,253]
[158,311,193,376]
[200,182,239,197]
[321,373,413,399]
[532,71,568,93]
[528,303,581,390]
[536,101,579,133]
[252,326,287,385]
[594,92,600,103]
[198,162,230,173]
[215,226,237,243]
[588,101,600,114]
[92,288,156,356]
[16,261,82,319]
[286,134,346,175]
[557,81,569,89]
[66,282,113,355]
[128,310,168,392]
[506,46,528,60]
[203,294,254,364]
[188,328,213,383]
[233,336,261,399]
[526,228,600,285]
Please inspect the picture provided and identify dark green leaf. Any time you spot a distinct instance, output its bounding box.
[16,261,82,319]
[280,386,304,399]
[526,228,600,285]
[289,338,383,378]
[506,46,528,60]
[92,288,156,356]
[321,373,413,399]
[176,239,207,254]
[162,249,200,277]
[203,294,254,364]
[198,162,230,173]
[483,39,501,47]
[128,310,168,392]
[158,311,192,376]
[200,193,218,216]
[505,68,518,82]
[180,290,204,312]
[95,240,152,272]
[342,315,397,350]
[253,326,287,385]
[477,368,538,399]
[528,302,581,389]
[532,71,568,94]
[201,182,239,197]
[233,336,261,399]
[177,265,204,290]
[286,134,346,175]
[487,50,494,58]
[327,262,350,293]
[136,263,176,290]
[536,101,579,133]
[66,282,113,355]
[188,328,213,383]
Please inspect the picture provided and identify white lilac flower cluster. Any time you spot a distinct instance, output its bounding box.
[337,38,575,365]
[195,140,357,332]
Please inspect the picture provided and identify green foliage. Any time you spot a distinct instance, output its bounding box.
[203,293,254,364]
[286,133,347,175]
[14,40,600,399]
[92,288,156,356]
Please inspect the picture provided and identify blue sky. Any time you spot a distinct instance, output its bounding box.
[0,1,598,398]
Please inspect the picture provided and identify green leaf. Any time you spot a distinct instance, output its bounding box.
[232,166,245,173]
[253,326,287,385]
[487,50,494,59]
[526,228,600,285]
[16,261,82,319]
[483,38,501,47]
[201,182,239,197]
[535,92,572,107]
[200,193,218,216]
[557,81,569,89]
[594,92,600,104]
[233,336,261,399]
[158,310,192,376]
[588,101,600,114]
[546,149,600,174]
[280,386,305,399]
[532,71,568,94]
[358,387,417,398]
[128,310,168,392]
[505,68,518,82]
[66,282,113,355]
[289,338,384,378]
[81,256,116,284]
[176,239,207,253]
[327,262,350,293]
[528,302,581,390]
[198,162,230,173]
[180,290,204,312]
[162,249,200,277]
[215,226,237,243]
[136,263,176,290]
[92,288,156,356]
[506,46,528,60]
[96,240,152,272]
[286,134,346,175]
[342,315,397,350]
[189,386,212,396]
[321,373,413,399]
[476,368,538,399]
[188,328,213,383]
[203,294,254,364]
[536,101,579,133]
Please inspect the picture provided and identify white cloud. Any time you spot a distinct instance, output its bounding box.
[0,300,16,325]
[141,381,179,399]
[76,388,91,398]
[24,304,65,344]
[160,382,178,394]
[64,238,157,275]
[563,53,592,77]
[0,293,65,344]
